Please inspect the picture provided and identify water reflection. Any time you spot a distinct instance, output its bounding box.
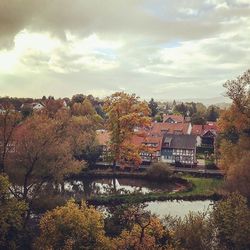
[61,177,179,199]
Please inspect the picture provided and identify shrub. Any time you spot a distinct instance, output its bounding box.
[146,162,173,181]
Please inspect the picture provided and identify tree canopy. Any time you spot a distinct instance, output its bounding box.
[103,92,150,168]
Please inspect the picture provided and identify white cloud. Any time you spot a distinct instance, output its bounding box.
[0,30,122,74]
[179,8,199,16]
[0,0,250,100]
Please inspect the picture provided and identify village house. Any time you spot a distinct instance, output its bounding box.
[131,134,163,164]
[150,121,192,136]
[0,105,6,114]
[191,122,218,148]
[163,114,185,123]
[96,115,197,166]
[21,102,45,111]
[161,134,197,166]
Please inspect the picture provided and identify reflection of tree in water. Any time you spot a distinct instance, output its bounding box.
[61,178,147,198]
[34,177,178,202]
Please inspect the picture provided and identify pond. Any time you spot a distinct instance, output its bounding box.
[62,177,182,199]
[145,200,214,218]
[61,178,213,218]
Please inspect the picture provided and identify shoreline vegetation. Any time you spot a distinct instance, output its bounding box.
[69,170,224,206]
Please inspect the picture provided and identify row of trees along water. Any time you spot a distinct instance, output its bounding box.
[0,69,250,249]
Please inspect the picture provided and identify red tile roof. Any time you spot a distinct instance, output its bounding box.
[163,114,184,123]
[150,122,190,136]
[191,122,218,136]
[191,125,203,135]
[130,134,145,146]
[143,135,163,151]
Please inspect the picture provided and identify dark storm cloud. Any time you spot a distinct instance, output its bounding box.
[0,0,232,47]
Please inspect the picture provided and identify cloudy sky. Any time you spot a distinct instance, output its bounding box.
[0,0,249,100]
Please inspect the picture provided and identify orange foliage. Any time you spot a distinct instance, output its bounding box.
[103,92,151,167]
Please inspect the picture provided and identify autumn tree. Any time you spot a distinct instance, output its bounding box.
[0,175,27,249]
[211,193,250,249]
[6,114,82,213]
[115,203,171,249]
[163,212,213,250]
[35,200,113,250]
[0,104,21,173]
[68,99,103,165]
[42,98,68,118]
[218,69,250,198]
[103,92,151,169]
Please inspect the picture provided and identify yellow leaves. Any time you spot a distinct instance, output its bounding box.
[115,216,166,250]
[36,199,113,250]
[103,92,151,166]
[219,71,250,197]
[71,98,96,117]
[218,105,250,133]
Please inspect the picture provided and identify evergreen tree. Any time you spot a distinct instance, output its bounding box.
[148,98,158,117]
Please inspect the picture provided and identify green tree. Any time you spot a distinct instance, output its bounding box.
[206,105,219,122]
[80,141,102,167]
[174,102,187,116]
[191,112,206,125]
[146,162,173,181]
[148,98,158,117]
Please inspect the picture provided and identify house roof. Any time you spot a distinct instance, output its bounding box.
[21,102,45,110]
[191,125,203,135]
[163,134,196,149]
[143,135,163,151]
[150,122,190,135]
[130,134,145,146]
[191,122,218,136]
[163,114,184,123]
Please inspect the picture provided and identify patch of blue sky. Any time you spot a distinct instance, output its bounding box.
[159,40,181,49]
[140,0,173,20]
[93,48,117,59]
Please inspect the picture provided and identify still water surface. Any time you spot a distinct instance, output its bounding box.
[63,177,179,199]
[45,177,213,218]
[145,200,213,218]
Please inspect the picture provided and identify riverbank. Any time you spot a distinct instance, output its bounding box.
[83,173,224,205]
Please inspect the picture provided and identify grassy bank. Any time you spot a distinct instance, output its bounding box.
[182,176,223,196]
[86,176,224,205]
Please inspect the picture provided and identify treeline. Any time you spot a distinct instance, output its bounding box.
[1,94,221,125]
[148,98,221,124]
[0,94,106,118]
